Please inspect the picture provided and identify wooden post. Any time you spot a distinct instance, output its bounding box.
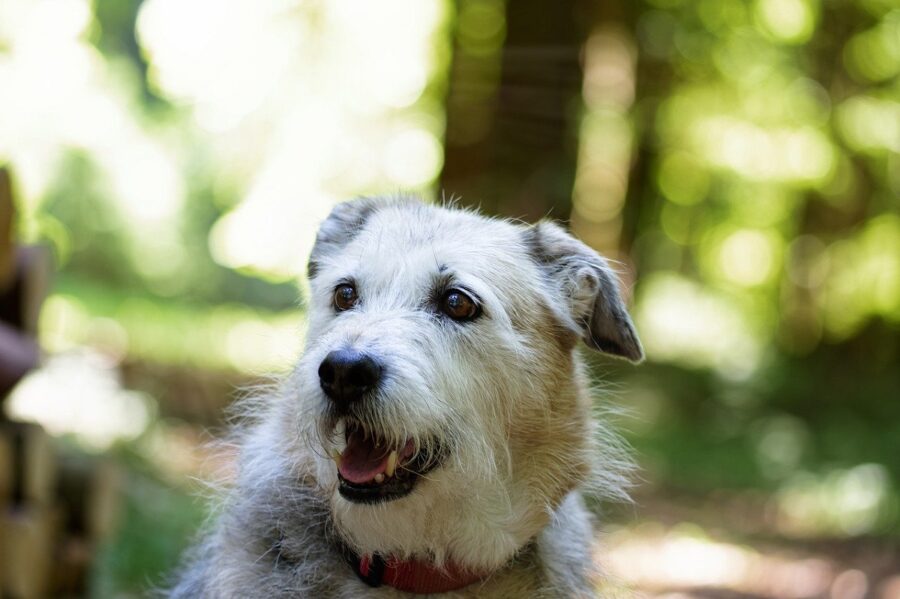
[0,422,59,599]
[2,505,58,599]
[0,168,15,291]
[0,167,120,597]
[52,454,122,596]
[0,167,46,401]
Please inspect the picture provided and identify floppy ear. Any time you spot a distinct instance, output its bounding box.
[525,221,643,362]
[307,197,400,278]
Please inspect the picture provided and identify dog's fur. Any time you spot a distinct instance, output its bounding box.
[169,197,642,598]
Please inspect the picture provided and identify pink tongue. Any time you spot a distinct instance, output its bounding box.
[339,431,390,484]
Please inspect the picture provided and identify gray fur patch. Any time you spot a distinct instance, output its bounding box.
[307,196,413,278]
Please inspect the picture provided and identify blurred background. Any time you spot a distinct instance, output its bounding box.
[0,0,898,597]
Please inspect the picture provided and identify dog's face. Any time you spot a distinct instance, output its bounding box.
[288,198,641,569]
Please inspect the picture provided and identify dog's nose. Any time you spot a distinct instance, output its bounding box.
[318,349,382,406]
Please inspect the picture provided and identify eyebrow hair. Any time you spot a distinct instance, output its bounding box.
[428,271,454,306]
[427,270,484,310]
[333,275,356,289]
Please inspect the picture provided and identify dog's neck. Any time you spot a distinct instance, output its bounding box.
[344,550,495,594]
[333,530,537,595]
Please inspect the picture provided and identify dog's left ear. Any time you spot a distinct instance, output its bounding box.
[308,197,399,278]
[525,221,644,362]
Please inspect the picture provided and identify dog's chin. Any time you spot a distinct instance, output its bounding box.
[337,472,419,504]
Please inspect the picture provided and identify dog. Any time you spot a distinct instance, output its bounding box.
[169,196,643,598]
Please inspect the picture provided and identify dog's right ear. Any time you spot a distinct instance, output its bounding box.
[524,221,643,362]
[307,197,395,279]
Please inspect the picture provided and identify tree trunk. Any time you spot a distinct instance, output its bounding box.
[441,0,589,222]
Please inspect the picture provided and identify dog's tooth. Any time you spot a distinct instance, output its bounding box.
[331,450,342,468]
[335,421,347,451]
[386,450,398,477]
[374,473,385,484]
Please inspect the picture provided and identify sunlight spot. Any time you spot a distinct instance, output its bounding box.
[755,415,809,479]
[756,0,816,44]
[7,350,155,450]
[605,524,835,597]
[635,272,762,377]
[843,19,900,83]
[659,152,709,206]
[225,318,300,373]
[831,569,869,599]
[718,228,780,287]
[383,129,443,188]
[693,117,834,183]
[776,464,892,536]
[836,96,900,154]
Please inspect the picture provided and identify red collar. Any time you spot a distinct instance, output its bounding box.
[354,553,491,594]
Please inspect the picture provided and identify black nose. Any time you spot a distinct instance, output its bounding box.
[318,349,382,407]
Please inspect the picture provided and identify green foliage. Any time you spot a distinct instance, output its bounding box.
[90,465,206,597]
[627,0,900,357]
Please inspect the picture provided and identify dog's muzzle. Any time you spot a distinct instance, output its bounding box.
[318,349,447,504]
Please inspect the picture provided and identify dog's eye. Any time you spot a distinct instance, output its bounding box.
[440,289,479,321]
[333,284,358,311]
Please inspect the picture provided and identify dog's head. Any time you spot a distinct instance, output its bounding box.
[289,197,641,569]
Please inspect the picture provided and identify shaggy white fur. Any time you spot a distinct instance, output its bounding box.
[169,197,642,598]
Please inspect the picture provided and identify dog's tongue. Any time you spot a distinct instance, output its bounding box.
[339,430,389,484]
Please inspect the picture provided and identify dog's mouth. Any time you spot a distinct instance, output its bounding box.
[332,420,443,504]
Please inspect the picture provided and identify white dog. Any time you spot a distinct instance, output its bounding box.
[170,196,642,597]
